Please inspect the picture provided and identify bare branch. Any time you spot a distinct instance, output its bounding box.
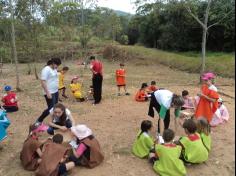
[185,6,206,29]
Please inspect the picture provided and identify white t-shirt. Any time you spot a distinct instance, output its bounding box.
[49,108,71,123]
[41,66,59,94]
[154,89,173,109]
[209,85,218,92]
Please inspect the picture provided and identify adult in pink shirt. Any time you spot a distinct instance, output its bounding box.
[90,56,103,104]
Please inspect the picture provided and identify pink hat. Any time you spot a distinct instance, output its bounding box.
[71,76,79,81]
[32,123,48,133]
[201,72,215,80]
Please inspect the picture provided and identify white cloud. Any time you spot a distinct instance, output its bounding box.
[97,0,136,14]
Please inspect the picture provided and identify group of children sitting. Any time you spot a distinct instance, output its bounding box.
[132,118,211,176]
[20,103,104,176]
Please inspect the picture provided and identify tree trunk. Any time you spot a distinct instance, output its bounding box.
[201,28,207,74]
[10,0,21,91]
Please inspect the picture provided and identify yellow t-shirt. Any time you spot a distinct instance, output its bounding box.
[70,83,83,99]
[58,72,65,89]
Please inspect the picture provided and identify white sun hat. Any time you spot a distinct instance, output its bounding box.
[71,124,93,140]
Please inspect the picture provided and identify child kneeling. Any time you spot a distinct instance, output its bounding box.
[151,129,186,176]
[69,124,104,168]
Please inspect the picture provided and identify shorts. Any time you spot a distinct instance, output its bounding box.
[58,163,67,175]
[117,84,126,87]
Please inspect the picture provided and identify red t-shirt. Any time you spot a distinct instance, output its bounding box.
[116,69,126,86]
[2,92,18,107]
[91,60,103,75]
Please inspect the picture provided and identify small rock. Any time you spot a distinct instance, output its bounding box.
[215,161,220,165]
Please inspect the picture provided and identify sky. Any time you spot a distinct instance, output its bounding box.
[97,0,137,14]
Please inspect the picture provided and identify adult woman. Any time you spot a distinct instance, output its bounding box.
[36,58,61,123]
[148,89,184,136]
[89,56,103,105]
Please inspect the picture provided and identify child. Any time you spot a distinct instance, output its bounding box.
[1,85,18,113]
[181,90,195,110]
[195,73,219,123]
[210,98,230,127]
[47,103,75,135]
[70,76,85,102]
[135,83,149,102]
[20,123,48,171]
[152,129,186,176]
[115,63,130,96]
[132,120,155,158]
[0,109,10,142]
[197,118,211,152]
[147,81,158,94]
[36,134,75,176]
[176,119,208,164]
[69,124,104,168]
[58,66,69,101]
[87,85,94,101]
[204,72,218,92]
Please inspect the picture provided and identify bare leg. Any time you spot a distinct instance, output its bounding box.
[65,162,75,171]
[117,86,121,96]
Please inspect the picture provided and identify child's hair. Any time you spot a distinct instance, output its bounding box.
[182,90,189,97]
[120,63,125,66]
[52,134,63,144]
[151,81,156,85]
[172,94,185,108]
[71,77,79,84]
[138,120,153,138]
[163,129,175,143]
[53,103,67,125]
[90,56,95,60]
[90,85,93,89]
[47,57,61,66]
[183,119,197,134]
[62,66,69,71]
[197,118,211,135]
[28,123,40,136]
[141,83,148,89]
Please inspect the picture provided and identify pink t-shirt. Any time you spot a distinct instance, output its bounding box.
[76,143,87,156]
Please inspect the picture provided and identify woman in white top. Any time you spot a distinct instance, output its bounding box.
[47,103,75,135]
[148,89,184,136]
[37,58,61,123]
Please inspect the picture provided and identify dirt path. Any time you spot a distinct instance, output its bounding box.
[0,61,234,176]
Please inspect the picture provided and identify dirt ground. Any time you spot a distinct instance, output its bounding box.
[0,60,235,176]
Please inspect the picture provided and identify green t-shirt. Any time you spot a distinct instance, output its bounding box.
[153,144,186,176]
[159,105,181,119]
[132,131,154,158]
[200,132,211,152]
[180,133,208,163]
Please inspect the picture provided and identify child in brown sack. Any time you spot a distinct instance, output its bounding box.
[20,123,48,171]
[36,134,75,176]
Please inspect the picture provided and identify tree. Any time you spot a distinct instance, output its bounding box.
[184,0,235,74]
[9,0,21,91]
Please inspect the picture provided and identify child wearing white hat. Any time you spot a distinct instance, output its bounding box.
[69,124,104,168]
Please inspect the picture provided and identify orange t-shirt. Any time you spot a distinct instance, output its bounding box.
[116,69,126,86]
[135,90,147,102]
[195,84,219,122]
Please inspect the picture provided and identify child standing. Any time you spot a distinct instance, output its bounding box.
[152,129,186,176]
[1,85,18,113]
[132,120,155,158]
[20,123,48,171]
[210,98,230,127]
[115,63,130,96]
[58,66,69,101]
[197,118,211,152]
[135,83,149,102]
[177,119,208,164]
[70,76,85,102]
[47,103,75,135]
